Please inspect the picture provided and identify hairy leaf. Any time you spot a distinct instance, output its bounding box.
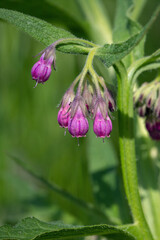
[0,217,135,240]
[0,7,159,68]
[128,48,160,82]
[96,6,160,67]
[0,8,91,55]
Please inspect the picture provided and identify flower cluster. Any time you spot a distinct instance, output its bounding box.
[134,78,160,140]
[57,76,115,139]
[31,43,116,140]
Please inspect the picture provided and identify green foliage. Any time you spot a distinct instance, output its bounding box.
[0,217,135,240]
[0,9,90,55]
[0,0,160,240]
[97,6,160,67]
[0,6,159,67]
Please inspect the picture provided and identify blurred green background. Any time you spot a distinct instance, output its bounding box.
[0,0,160,230]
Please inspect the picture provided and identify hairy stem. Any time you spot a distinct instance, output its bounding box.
[115,61,153,240]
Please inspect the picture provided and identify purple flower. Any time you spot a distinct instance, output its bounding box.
[145,118,160,140]
[57,88,75,128]
[31,52,54,85]
[57,103,70,128]
[68,96,89,138]
[93,108,112,138]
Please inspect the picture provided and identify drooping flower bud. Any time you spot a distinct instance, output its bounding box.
[92,96,112,138]
[137,105,147,117]
[82,83,93,112]
[93,108,112,138]
[57,104,70,128]
[57,88,75,128]
[68,96,89,138]
[68,106,89,138]
[31,52,54,85]
[145,117,160,140]
[154,96,160,118]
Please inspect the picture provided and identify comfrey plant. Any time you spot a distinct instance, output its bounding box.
[0,1,160,240]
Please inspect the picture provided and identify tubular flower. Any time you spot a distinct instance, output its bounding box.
[93,109,112,138]
[57,88,75,128]
[31,44,56,86]
[93,97,112,138]
[68,106,89,138]
[31,52,54,85]
[68,97,89,138]
[57,104,71,128]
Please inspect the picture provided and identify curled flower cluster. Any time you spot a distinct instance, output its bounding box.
[31,42,116,140]
[57,76,115,139]
[134,78,160,140]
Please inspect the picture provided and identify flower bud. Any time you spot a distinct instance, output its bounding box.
[93,108,112,138]
[57,104,70,128]
[104,88,116,112]
[57,88,75,128]
[68,106,89,138]
[145,117,160,140]
[92,96,108,119]
[31,53,54,84]
[137,105,147,117]
[82,83,93,112]
[154,96,160,118]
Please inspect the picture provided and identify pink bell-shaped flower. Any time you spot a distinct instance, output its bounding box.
[31,52,54,85]
[93,108,112,138]
[68,106,89,138]
[57,88,75,128]
[57,103,70,128]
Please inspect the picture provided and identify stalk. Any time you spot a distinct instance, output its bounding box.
[115,61,153,240]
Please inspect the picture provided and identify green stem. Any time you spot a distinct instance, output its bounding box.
[77,47,99,95]
[53,38,98,48]
[115,61,153,240]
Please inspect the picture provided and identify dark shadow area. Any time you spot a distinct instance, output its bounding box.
[117,109,135,139]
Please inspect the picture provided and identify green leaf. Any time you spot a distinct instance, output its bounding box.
[96,6,160,67]
[0,8,91,55]
[0,217,135,240]
[113,0,147,41]
[113,0,134,42]
[128,48,160,83]
[9,155,111,225]
[113,0,147,67]
[0,7,159,68]
[0,0,89,41]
